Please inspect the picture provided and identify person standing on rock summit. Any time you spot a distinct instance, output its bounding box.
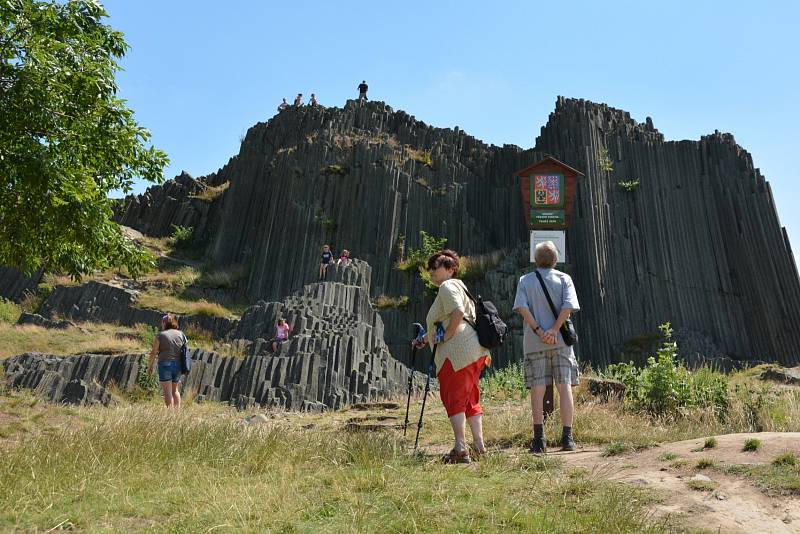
[357,80,368,100]
[413,249,491,463]
[293,93,303,106]
[147,313,188,409]
[513,241,580,453]
[319,244,333,280]
[277,98,289,112]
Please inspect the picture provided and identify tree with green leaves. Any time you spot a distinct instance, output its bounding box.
[0,0,168,278]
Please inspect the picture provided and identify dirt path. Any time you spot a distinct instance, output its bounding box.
[338,404,799,533]
[557,432,800,533]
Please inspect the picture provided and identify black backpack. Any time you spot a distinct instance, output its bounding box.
[463,286,507,349]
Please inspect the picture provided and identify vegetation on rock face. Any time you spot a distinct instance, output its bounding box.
[189,181,230,202]
[0,0,168,279]
[598,148,614,172]
[618,178,640,191]
[374,295,410,310]
[170,225,194,249]
[320,164,348,176]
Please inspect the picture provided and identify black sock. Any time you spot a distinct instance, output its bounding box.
[562,426,572,436]
[534,424,544,439]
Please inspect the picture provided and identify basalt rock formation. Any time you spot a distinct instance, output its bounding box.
[111,97,800,367]
[2,96,795,375]
[3,261,423,409]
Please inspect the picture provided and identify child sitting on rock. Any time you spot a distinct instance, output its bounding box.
[272,318,291,353]
[337,249,352,267]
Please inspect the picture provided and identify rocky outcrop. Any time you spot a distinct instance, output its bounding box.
[16,313,73,329]
[760,366,800,386]
[38,280,238,338]
[3,352,141,406]
[0,266,42,302]
[113,97,800,367]
[3,261,424,409]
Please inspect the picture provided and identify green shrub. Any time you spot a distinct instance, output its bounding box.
[170,225,194,248]
[617,179,640,191]
[0,298,21,323]
[743,438,762,452]
[696,458,716,469]
[481,362,527,401]
[407,147,433,168]
[603,323,729,417]
[315,215,337,232]
[687,479,718,491]
[395,231,448,299]
[599,148,614,172]
[602,442,631,456]
[773,452,798,467]
[703,436,718,449]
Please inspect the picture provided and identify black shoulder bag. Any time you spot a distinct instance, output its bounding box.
[534,271,578,347]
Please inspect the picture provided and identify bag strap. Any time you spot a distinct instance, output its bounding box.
[451,279,478,329]
[535,270,560,321]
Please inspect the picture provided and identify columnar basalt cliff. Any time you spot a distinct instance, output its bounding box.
[85,98,800,367]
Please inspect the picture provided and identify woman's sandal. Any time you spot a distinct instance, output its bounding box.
[442,448,471,464]
[469,445,488,461]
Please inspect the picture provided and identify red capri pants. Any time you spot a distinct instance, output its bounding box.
[437,356,488,418]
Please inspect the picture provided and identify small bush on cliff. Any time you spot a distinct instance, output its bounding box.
[170,225,194,248]
[375,295,411,310]
[604,323,729,417]
[407,147,434,168]
[618,179,640,191]
[599,148,614,172]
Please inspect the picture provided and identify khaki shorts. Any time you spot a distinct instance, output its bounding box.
[524,346,580,387]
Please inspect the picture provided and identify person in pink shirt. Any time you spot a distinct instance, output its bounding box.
[272,318,291,353]
[337,249,352,267]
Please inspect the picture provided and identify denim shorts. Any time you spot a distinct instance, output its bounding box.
[157,359,181,383]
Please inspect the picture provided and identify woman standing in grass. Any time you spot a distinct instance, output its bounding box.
[147,313,188,408]
[414,249,491,463]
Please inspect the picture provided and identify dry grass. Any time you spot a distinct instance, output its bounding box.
[189,180,230,202]
[136,290,234,318]
[0,322,147,359]
[0,398,665,533]
[374,295,410,310]
[196,264,247,288]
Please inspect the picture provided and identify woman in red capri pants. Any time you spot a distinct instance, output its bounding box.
[415,249,491,463]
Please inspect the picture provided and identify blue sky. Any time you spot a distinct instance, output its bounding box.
[106,0,800,258]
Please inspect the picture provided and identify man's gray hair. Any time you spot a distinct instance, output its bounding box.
[534,241,559,268]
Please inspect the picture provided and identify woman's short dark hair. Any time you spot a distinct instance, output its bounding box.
[162,313,179,330]
[426,249,460,274]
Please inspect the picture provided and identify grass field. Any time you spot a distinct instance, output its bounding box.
[1,363,799,532]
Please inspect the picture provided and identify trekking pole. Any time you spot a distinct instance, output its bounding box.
[414,322,444,452]
[403,323,425,436]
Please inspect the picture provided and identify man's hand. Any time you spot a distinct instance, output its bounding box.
[543,328,558,345]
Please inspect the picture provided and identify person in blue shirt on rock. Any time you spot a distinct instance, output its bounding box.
[513,241,580,454]
[319,244,333,280]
